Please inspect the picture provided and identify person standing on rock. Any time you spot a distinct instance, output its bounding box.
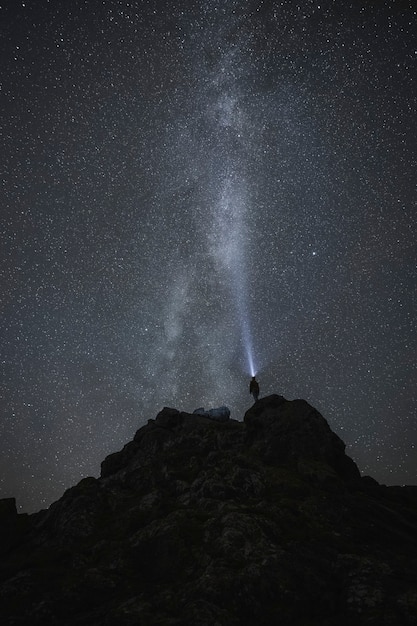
[249,376,260,402]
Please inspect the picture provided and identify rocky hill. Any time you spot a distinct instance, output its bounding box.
[1,395,417,625]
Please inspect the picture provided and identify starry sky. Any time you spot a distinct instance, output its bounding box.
[1,0,416,512]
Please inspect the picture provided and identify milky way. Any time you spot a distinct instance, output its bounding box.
[1,0,416,512]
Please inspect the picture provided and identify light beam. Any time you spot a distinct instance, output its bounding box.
[210,175,257,376]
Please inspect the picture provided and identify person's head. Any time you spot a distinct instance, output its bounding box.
[252,375,256,380]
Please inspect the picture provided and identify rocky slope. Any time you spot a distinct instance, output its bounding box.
[1,395,417,625]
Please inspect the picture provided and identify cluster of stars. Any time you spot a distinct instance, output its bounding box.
[0,0,416,512]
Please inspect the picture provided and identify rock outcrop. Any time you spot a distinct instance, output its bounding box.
[0,395,416,625]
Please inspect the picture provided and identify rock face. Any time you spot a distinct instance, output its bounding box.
[1,395,417,625]
[244,394,361,482]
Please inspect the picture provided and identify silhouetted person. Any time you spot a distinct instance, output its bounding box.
[249,376,260,402]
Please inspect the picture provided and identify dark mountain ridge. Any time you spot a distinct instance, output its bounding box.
[1,394,416,625]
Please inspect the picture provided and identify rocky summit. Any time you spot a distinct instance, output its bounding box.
[1,395,417,625]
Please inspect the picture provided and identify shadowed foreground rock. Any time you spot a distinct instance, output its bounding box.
[1,395,417,625]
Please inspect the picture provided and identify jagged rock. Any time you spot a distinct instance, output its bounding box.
[0,395,416,626]
[0,497,30,556]
[0,498,17,519]
[244,394,361,483]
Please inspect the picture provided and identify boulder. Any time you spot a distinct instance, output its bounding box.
[245,394,361,482]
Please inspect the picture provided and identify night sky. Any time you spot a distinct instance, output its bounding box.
[1,0,416,513]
